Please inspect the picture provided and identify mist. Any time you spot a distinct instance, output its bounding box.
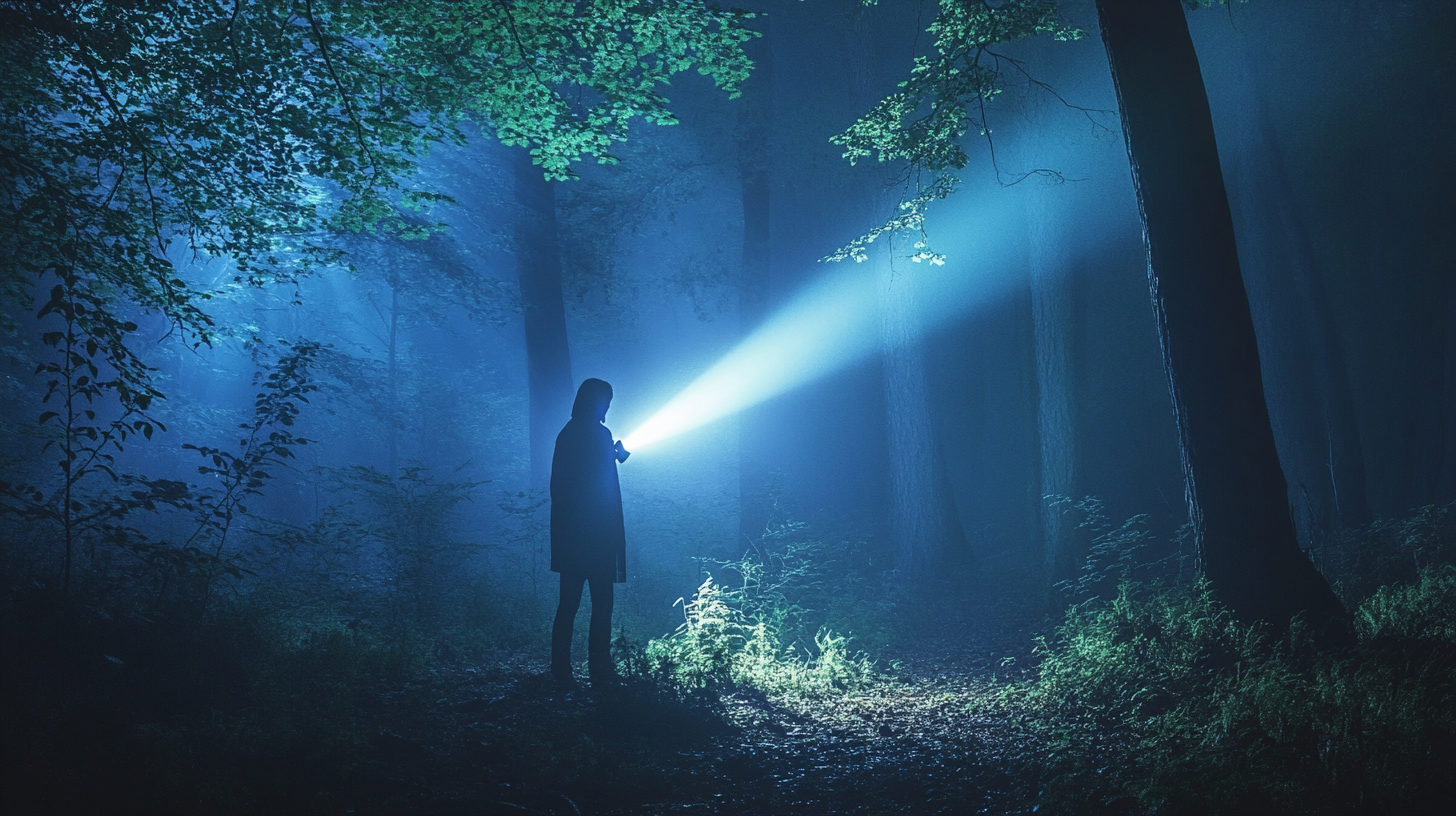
[2,1,1452,813]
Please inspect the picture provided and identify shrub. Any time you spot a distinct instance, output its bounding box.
[639,519,884,697]
[642,573,876,697]
[1010,569,1456,815]
[1326,503,1456,605]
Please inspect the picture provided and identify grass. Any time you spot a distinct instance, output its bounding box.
[1005,565,1456,815]
[4,506,1455,814]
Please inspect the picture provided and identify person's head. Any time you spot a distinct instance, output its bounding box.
[571,378,613,422]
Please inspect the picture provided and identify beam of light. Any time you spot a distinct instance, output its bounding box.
[623,264,881,451]
[622,202,1020,453]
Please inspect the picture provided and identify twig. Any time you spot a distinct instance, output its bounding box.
[302,0,379,180]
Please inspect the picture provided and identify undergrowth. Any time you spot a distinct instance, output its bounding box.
[0,587,437,814]
[633,519,885,697]
[1008,505,1456,815]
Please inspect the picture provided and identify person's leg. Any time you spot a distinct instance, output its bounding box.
[586,575,616,682]
[551,573,586,682]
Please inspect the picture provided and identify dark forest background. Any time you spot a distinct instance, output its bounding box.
[2,0,1453,813]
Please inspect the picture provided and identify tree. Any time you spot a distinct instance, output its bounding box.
[514,150,574,488]
[2,0,755,393]
[837,0,1345,626]
[1092,0,1343,626]
[736,10,776,548]
[0,0,755,592]
[1025,181,1077,581]
[845,1,969,576]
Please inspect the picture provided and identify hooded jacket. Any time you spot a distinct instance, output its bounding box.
[549,381,627,581]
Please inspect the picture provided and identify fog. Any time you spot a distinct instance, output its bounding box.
[3,1,1452,812]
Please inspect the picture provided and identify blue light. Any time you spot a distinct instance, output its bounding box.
[622,202,1019,452]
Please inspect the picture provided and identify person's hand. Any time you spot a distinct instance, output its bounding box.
[614,440,630,463]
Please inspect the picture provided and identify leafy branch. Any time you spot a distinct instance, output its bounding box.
[828,0,1100,264]
[182,340,322,571]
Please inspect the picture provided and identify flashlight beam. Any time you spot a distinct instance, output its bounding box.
[622,265,882,451]
[622,201,1019,452]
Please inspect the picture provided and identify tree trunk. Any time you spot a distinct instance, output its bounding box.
[1443,274,1456,502]
[1094,0,1344,626]
[876,241,969,574]
[1225,55,1373,531]
[848,3,967,574]
[1026,189,1077,581]
[737,12,774,549]
[514,151,574,489]
[386,279,400,477]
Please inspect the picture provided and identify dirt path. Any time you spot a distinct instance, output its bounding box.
[341,569,1051,815]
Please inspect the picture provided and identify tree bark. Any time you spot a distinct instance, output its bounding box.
[876,242,969,574]
[1026,189,1077,581]
[1094,0,1344,626]
[386,279,400,477]
[514,151,574,490]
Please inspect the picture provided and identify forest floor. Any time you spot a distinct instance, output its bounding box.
[336,566,1050,816]
[2,564,1053,815]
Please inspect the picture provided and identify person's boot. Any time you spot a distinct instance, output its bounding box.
[588,646,620,688]
[551,626,577,690]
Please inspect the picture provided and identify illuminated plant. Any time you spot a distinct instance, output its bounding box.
[643,519,880,697]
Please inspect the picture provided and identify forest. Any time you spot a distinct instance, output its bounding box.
[1,0,1453,813]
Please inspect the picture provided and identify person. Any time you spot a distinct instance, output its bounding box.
[549,378,630,688]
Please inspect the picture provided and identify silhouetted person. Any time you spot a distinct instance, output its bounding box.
[550,378,630,688]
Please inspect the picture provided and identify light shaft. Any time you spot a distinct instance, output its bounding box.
[623,265,880,451]
[622,203,1018,452]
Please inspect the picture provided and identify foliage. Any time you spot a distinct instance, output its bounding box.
[1009,564,1456,815]
[638,519,884,697]
[1,338,320,603]
[6,273,168,594]
[829,0,1080,264]
[641,574,875,697]
[327,463,486,626]
[1323,502,1456,606]
[0,1,757,536]
[1047,495,1194,606]
[181,340,320,561]
[1,586,429,813]
[1,0,757,320]
[555,131,732,310]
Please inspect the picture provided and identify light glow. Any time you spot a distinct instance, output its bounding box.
[622,203,1019,452]
[623,265,880,451]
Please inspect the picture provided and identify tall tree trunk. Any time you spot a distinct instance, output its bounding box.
[737,11,774,549]
[1094,0,1344,626]
[1026,190,1077,581]
[1224,43,1373,532]
[386,279,400,477]
[1443,273,1456,502]
[514,151,574,489]
[876,242,969,574]
[850,3,967,574]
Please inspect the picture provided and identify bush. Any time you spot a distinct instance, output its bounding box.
[1326,503,1456,605]
[641,573,876,697]
[1009,568,1456,815]
[637,519,884,697]
[0,589,426,814]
